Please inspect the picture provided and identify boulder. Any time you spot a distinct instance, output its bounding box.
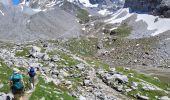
[31,46,41,53]
[42,54,50,61]
[76,63,85,70]
[137,94,149,100]
[79,95,86,100]
[51,55,60,62]
[83,80,92,86]
[159,96,170,100]
[113,74,128,83]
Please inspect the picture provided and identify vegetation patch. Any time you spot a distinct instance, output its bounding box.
[30,77,76,100]
[116,67,170,99]
[63,37,98,56]
[77,9,89,24]
[110,23,132,37]
[15,47,30,57]
[0,61,30,93]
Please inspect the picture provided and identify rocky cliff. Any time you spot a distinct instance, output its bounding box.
[124,0,170,17]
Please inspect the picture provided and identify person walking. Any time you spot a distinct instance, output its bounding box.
[28,66,36,89]
[10,68,24,100]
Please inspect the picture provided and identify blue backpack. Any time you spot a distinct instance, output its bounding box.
[12,74,23,90]
[29,67,36,77]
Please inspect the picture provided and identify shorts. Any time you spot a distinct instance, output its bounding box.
[11,87,24,96]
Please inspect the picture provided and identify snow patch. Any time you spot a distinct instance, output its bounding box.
[67,0,98,7]
[136,14,170,36]
[107,8,170,36]
[105,8,133,24]
[98,9,112,15]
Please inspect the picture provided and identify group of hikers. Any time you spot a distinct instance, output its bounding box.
[9,66,36,100]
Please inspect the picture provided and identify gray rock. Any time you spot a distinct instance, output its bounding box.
[42,54,50,61]
[76,63,85,70]
[159,96,170,100]
[137,94,149,100]
[79,95,86,100]
[51,55,60,62]
[0,84,4,88]
[113,74,128,83]
[83,80,92,86]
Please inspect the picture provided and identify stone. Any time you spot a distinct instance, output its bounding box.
[0,84,4,88]
[65,81,72,85]
[83,80,92,86]
[79,95,86,100]
[51,55,60,62]
[76,63,85,70]
[142,85,156,91]
[42,54,50,61]
[159,96,170,100]
[113,74,128,83]
[137,94,149,100]
[31,46,41,53]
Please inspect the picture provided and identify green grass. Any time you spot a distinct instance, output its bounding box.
[15,48,30,57]
[110,23,132,37]
[48,50,80,67]
[116,67,170,99]
[30,77,76,100]
[63,37,98,56]
[0,61,30,93]
[0,61,13,93]
[77,9,89,24]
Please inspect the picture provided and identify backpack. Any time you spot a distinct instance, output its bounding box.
[29,67,36,77]
[12,74,23,90]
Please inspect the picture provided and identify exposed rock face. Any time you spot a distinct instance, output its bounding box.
[124,0,170,18]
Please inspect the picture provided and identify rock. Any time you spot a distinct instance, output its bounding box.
[116,85,123,92]
[159,96,170,100]
[31,46,41,53]
[113,74,128,83]
[83,80,92,86]
[137,94,149,100]
[42,54,50,61]
[76,63,85,70]
[59,70,69,77]
[125,88,132,92]
[51,55,60,62]
[65,81,72,85]
[0,84,4,88]
[79,95,86,100]
[131,82,138,90]
[142,85,156,91]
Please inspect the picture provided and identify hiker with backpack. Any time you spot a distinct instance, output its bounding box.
[28,66,36,89]
[10,68,24,100]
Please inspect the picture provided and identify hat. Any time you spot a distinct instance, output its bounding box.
[13,68,20,73]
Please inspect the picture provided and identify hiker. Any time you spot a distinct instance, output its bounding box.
[10,68,24,100]
[28,66,36,89]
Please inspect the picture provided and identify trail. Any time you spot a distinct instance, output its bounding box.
[22,75,39,100]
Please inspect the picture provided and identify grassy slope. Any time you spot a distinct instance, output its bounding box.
[30,77,76,100]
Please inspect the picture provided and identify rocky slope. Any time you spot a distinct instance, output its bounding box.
[0,40,169,100]
[0,2,81,43]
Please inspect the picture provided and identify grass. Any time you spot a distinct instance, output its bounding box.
[116,67,170,99]
[15,48,30,57]
[48,50,80,67]
[63,37,98,56]
[77,9,89,24]
[0,61,30,93]
[0,61,13,93]
[110,23,132,37]
[30,77,76,100]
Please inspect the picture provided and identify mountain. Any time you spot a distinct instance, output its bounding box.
[124,0,170,18]
[0,2,81,43]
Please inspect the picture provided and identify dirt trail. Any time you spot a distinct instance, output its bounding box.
[22,75,39,100]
